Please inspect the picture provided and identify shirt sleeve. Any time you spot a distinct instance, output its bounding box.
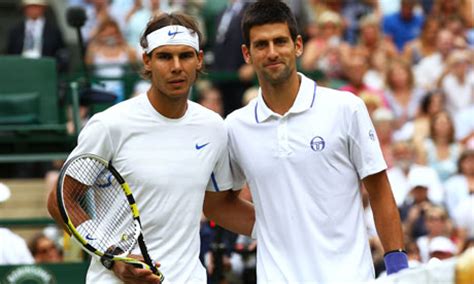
[68,114,114,161]
[206,124,234,192]
[347,98,387,179]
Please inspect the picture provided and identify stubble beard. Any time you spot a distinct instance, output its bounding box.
[261,64,293,85]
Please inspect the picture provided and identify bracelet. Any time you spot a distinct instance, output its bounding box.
[384,248,407,257]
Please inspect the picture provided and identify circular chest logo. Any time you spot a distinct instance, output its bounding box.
[310,136,325,152]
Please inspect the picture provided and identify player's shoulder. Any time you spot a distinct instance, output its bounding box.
[316,86,364,109]
[225,99,256,126]
[188,100,225,124]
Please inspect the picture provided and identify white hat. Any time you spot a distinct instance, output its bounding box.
[22,0,48,6]
[0,182,11,203]
[429,236,457,254]
[407,168,432,189]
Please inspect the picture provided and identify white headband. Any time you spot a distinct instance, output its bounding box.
[145,25,200,54]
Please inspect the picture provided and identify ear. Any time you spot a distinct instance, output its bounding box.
[241,44,251,64]
[295,35,303,58]
[142,52,152,72]
[196,50,204,71]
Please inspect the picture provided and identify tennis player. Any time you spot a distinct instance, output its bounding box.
[225,0,408,282]
[47,13,254,284]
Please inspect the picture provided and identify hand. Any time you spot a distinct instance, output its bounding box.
[112,254,162,284]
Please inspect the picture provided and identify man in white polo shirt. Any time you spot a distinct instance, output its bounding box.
[47,12,255,284]
[225,0,408,282]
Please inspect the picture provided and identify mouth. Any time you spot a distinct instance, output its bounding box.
[264,62,283,69]
[168,78,186,87]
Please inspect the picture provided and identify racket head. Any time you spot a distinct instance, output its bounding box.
[56,153,141,258]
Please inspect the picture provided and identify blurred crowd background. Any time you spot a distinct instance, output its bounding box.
[0,0,473,283]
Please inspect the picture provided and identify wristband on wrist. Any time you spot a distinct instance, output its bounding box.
[384,249,408,275]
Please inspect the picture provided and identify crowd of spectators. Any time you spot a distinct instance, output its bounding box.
[1,0,474,282]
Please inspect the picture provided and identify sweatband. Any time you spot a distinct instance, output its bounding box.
[146,25,199,54]
[384,250,409,275]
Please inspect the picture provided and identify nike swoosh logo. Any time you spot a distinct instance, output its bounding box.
[195,143,210,150]
[168,31,184,36]
[85,234,96,241]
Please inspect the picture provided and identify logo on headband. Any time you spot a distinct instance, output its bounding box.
[168,30,184,37]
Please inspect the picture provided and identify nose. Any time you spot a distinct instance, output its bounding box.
[267,42,278,60]
[171,56,183,73]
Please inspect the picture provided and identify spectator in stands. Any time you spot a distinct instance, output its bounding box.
[411,90,445,145]
[28,232,62,263]
[438,49,474,116]
[431,0,473,28]
[414,29,455,92]
[444,149,474,222]
[428,236,458,261]
[196,82,225,117]
[342,0,382,45]
[300,10,348,81]
[382,0,425,52]
[417,111,463,182]
[210,0,254,116]
[454,104,474,148]
[405,240,422,267]
[339,51,385,105]
[372,107,396,168]
[399,171,439,241]
[7,0,69,73]
[0,183,35,265]
[403,16,440,65]
[387,140,444,207]
[384,58,425,131]
[415,206,452,263]
[81,0,114,43]
[124,0,162,57]
[85,18,138,103]
[356,13,398,65]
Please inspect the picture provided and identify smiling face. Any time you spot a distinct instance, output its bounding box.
[143,44,203,101]
[242,22,302,86]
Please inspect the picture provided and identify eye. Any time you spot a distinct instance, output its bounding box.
[275,37,288,45]
[156,53,172,60]
[253,41,267,49]
[180,52,195,59]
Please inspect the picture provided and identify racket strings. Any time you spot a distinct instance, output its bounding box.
[62,157,138,253]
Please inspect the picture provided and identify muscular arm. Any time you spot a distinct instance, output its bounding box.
[203,190,255,236]
[363,170,405,252]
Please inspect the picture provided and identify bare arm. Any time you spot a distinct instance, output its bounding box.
[363,170,405,253]
[47,175,90,233]
[203,190,255,236]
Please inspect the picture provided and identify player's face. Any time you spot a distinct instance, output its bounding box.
[242,23,302,85]
[143,44,203,100]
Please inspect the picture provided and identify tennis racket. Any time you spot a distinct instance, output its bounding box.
[56,153,164,282]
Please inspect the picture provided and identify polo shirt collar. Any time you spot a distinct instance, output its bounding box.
[254,73,317,123]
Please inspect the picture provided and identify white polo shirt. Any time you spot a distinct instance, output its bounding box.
[225,73,387,283]
[69,93,233,284]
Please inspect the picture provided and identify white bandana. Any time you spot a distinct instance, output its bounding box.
[145,25,200,54]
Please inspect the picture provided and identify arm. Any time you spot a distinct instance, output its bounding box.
[363,170,404,252]
[363,170,408,274]
[203,190,255,236]
[47,175,90,233]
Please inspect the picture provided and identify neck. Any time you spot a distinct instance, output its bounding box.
[147,89,188,119]
[259,73,301,115]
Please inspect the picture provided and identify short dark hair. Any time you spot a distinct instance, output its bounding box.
[241,0,299,47]
[140,12,203,79]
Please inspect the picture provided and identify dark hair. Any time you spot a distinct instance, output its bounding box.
[139,12,203,79]
[241,0,299,47]
[458,149,474,174]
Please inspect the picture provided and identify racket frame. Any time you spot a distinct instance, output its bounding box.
[56,153,163,280]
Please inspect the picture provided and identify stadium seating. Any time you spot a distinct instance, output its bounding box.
[0,56,81,163]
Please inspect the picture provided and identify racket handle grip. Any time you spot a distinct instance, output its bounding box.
[129,262,165,282]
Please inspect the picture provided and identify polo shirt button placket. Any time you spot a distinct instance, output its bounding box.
[277,116,291,156]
